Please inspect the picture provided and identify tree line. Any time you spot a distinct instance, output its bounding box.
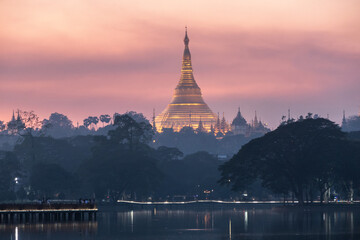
[0,114,229,202]
[0,112,359,203]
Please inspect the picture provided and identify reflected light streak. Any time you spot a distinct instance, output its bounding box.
[244,210,248,232]
[229,219,231,240]
[130,210,134,233]
[117,199,360,205]
[15,226,18,240]
[117,200,299,204]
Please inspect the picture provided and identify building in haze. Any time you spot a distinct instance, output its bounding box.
[155,28,217,132]
[230,108,270,136]
[231,108,249,135]
[7,110,24,135]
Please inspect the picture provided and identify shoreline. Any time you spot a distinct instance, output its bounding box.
[98,200,360,212]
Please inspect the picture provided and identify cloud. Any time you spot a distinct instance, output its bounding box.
[1,1,359,127]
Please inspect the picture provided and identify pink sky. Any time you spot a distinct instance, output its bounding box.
[1,0,359,128]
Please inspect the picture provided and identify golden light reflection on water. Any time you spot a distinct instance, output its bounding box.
[0,221,98,235]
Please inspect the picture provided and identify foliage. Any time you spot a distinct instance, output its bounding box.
[154,146,183,162]
[99,114,111,126]
[158,151,224,198]
[0,121,5,132]
[14,136,93,172]
[0,152,19,201]
[30,162,78,197]
[109,114,153,151]
[117,111,150,124]
[83,116,99,129]
[20,110,43,136]
[42,112,74,138]
[79,118,162,200]
[219,118,360,204]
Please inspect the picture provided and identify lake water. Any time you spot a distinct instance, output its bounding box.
[1,207,359,240]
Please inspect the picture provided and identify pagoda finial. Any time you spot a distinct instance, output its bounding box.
[184,26,189,46]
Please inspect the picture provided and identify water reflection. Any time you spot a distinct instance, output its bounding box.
[244,210,248,232]
[229,218,232,239]
[1,222,98,240]
[0,208,359,240]
[15,226,18,240]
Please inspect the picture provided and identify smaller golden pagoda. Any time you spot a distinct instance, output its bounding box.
[155,28,217,132]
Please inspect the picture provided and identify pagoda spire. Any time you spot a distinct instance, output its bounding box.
[16,110,21,121]
[196,116,206,133]
[254,111,259,127]
[154,28,217,132]
[176,27,199,89]
[236,107,242,118]
[11,110,15,121]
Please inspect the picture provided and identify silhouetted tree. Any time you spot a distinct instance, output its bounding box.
[99,114,111,127]
[0,152,19,201]
[0,120,5,132]
[89,116,99,129]
[219,118,358,204]
[332,140,360,201]
[109,114,153,152]
[14,136,92,172]
[158,151,222,199]
[14,111,46,164]
[79,116,162,200]
[19,111,43,136]
[124,111,150,124]
[42,112,73,138]
[83,117,91,129]
[30,162,78,198]
[154,146,183,162]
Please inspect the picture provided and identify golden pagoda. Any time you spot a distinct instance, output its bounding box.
[155,28,217,132]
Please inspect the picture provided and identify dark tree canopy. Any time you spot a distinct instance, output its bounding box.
[99,114,111,126]
[42,112,74,138]
[219,118,360,204]
[109,114,153,151]
[30,162,77,197]
[79,116,161,200]
[0,152,19,201]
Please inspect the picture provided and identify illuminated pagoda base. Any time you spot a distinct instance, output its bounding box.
[155,28,217,132]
